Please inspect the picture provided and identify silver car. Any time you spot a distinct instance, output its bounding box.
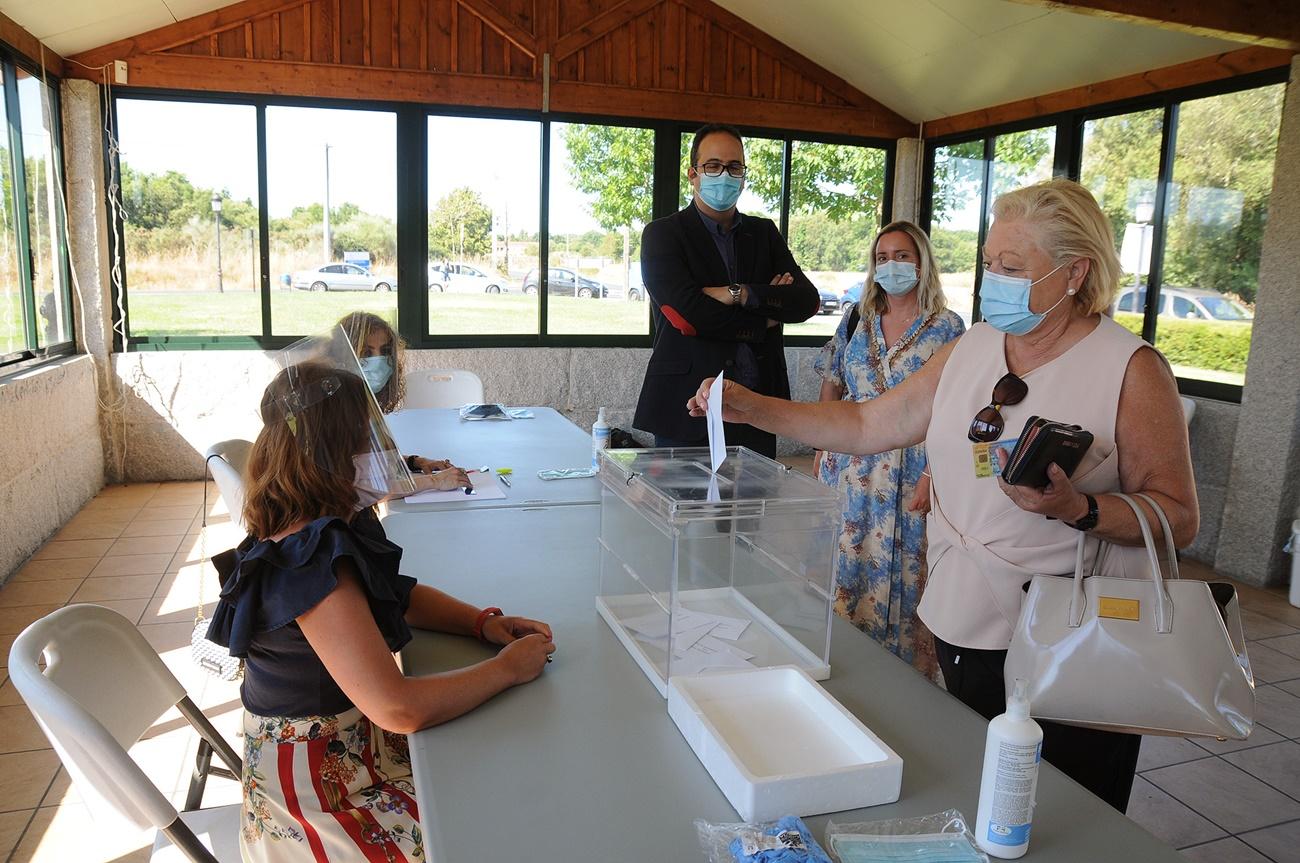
[430,263,506,294]
[292,263,396,292]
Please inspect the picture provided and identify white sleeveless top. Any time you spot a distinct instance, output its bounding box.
[917,317,1149,650]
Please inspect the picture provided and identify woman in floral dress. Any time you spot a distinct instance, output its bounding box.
[814,221,964,680]
[208,361,555,862]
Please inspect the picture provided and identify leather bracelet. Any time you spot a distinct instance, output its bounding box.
[473,607,503,641]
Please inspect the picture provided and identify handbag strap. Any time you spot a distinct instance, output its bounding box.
[1116,493,1174,633]
[1134,492,1180,581]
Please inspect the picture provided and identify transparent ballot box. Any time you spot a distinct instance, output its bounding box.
[596,447,839,696]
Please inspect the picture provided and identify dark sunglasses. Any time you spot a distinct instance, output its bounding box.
[968,373,1029,443]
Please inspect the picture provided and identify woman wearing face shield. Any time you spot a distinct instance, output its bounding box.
[812,221,964,681]
[206,363,555,862]
[688,179,1197,812]
[339,311,468,490]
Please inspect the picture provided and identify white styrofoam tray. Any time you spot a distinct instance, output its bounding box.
[667,666,902,822]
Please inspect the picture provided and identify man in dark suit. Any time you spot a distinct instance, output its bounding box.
[633,124,819,458]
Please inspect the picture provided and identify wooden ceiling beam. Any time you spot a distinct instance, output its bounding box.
[551,80,916,139]
[0,10,63,76]
[72,0,307,69]
[924,45,1293,138]
[458,0,538,58]
[101,52,542,108]
[1004,0,1300,50]
[553,0,662,60]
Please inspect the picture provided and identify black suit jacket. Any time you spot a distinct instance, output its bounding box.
[633,204,819,441]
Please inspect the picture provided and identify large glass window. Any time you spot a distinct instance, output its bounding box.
[929,140,985,326]
[1155,85,1284,387]
[0,67,22,357]
[1079,107,1164,338]
[267,106,396,337]
[0,57,71,367]
[17,70,69,349]
[785,140,888,337]
[427,116,540,336]
[990,127,1055,206]
[117,99,261,338]
[548,122,652,335]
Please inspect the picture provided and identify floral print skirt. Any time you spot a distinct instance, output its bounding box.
[240,707,424,862]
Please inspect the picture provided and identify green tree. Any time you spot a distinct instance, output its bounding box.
[429,186,492,260]
[561,125,654,229]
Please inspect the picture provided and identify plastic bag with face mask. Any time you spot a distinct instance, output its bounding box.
[264,325,416,511]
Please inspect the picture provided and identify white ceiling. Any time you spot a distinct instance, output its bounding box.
[3,0,1250,122]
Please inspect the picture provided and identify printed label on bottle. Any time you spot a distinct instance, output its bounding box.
[986,739,1039,846]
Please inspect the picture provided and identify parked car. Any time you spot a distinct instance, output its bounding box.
[1115,286,1252,321]
[292,263,395,292]
[840,280,864,310]
[521,267,607,298]
[816,288,840,315]
[429,262,506,294]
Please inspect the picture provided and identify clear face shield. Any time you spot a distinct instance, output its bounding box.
[264,325,416,510]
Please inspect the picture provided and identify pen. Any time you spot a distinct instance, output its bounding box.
[498,475,511,487]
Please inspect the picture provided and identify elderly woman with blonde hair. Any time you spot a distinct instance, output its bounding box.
[689,178,1196,812]
[813,220,964,681]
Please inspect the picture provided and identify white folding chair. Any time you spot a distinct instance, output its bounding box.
[204,440,251,532]
[8,604,243,863]
[403,368,485,409]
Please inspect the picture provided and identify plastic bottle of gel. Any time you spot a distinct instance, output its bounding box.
[975,678,1043,859]
[592,407,611,470]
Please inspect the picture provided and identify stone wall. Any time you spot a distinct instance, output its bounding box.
[0,356,104,580]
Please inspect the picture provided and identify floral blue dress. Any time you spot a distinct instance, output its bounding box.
[815,306,965,680]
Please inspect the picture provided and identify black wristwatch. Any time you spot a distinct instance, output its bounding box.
[728,283,743,305]
[1066,493,1100,531]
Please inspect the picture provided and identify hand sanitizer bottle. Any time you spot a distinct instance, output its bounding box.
[592,407,611,470]
[975,678,1043,859]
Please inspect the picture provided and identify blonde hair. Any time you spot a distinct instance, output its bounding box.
[990,178,1120,316]
[859,220,947,319]
[337,311,406,413]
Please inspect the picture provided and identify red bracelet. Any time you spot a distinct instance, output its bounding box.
[473,607,503,642]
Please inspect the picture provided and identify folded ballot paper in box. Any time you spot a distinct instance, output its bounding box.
[595,446,839,698]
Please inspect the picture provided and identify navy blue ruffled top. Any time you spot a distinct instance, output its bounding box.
[205,511,416,717]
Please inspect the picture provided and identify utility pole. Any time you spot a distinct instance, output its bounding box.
[323,143,332,262]
[211,193,224,293]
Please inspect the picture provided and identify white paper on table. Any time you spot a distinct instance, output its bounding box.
[706,371,727,473]
[404,472,508,504]
[621,612,670,640]
[672,640,755,675]
[696,635,754,660]
[670,621,717,654]
[675,609,751,641]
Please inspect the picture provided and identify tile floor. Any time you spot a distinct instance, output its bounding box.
[2,480,1300,861]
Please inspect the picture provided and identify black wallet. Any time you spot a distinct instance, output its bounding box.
[1002,415,1093,488]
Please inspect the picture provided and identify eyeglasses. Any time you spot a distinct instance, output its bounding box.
[695,160,747,179]
[968,372,1028,443]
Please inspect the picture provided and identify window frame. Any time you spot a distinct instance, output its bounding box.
[921,68,1288,403]
[0,43,74,374]
[108,87,894,352]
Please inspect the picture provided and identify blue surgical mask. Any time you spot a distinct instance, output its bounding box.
[875,260,918,296]
[359,355,393,393]
[979,262,1071,335]
[830,832,987,863]
[697,172,743,211]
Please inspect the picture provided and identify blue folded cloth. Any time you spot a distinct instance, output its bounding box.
[728,816,832,863]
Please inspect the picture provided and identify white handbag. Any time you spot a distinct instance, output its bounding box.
[1005,493,1254,739]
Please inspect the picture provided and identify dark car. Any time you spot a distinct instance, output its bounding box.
[521,267,606,298]
[840,280,864,309]
[817,288,840,315]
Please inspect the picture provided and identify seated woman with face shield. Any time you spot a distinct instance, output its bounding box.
[205,349,555,863]
[339,311,469,490]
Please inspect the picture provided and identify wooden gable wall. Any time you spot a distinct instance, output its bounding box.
[68,0,915,138]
